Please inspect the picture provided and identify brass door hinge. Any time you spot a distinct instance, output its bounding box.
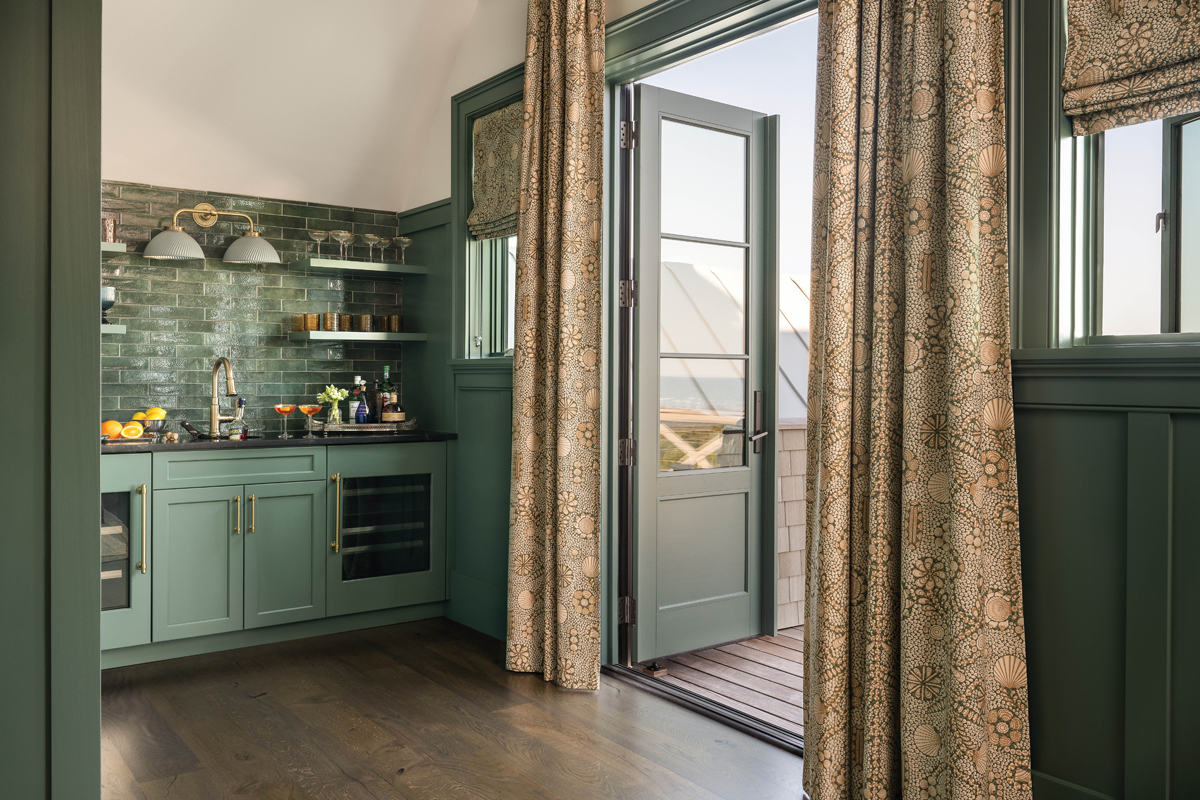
[620,120,637,149]
[618,595,637,624]
[619,279,637,308]
[618,438,637,467]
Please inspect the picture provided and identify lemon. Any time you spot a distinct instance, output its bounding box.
[132,411,147,421]
[144,408,167,420]
[121,422,145,439]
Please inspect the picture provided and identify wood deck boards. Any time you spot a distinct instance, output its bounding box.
[101,617,804,799]
[657,626,804,739]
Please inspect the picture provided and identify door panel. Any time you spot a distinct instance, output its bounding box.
[244,480,326,629]
[100,454,152,650]
[633,84,777,660]
[152,486,244,641]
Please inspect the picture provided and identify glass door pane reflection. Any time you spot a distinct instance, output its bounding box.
[661,119,747,243]
[101,492,132,611]
[659,358,746,471]
[660,238,746,354]
[341,474,432,581]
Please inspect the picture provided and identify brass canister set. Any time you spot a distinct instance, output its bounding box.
[295,313,401,333]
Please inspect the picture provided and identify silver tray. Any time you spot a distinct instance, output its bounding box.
[310,418,417,434]
[101,434,156,445]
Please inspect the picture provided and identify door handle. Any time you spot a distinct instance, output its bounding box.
[331,473,341,553]
[135,484,147,574]
[751,390,770,454]
[248,495,256,533]
[233,494,241,534]
[749,430,769,443]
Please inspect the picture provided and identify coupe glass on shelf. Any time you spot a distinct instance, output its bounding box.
[393,236,412,264]
[330,230,355,260]
[298,404,322,438]
[308,230,329,257]
[361,234,381,262]
[274,403,297,439]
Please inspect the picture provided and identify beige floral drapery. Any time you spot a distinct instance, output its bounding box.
[1064,0,1200,135]
[505,0,605,690]
[805,0,1032,796]
[467,101,523,240]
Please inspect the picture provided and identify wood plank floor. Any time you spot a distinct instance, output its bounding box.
[101,617,803,799]
[657,627,803,737]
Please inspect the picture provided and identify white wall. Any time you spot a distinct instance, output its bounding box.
[103,0,660,212]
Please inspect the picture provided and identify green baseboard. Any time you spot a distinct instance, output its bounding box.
[1032,772,1117,800]
[101,601,446,669]
[447,571,506,641]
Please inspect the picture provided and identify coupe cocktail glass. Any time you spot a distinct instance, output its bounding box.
[274,403,297,439]
[298,404,322,438]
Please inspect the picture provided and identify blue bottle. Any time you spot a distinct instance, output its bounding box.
[356,385,368,424]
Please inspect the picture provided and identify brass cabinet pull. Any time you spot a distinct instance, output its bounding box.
[135,484,147,574]
[248,495,256,533]
[234,494,241,534]
[331,473,341,553]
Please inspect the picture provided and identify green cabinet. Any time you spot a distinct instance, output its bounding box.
[101,454,152,650]
[152,486,244,642]
[243,480,326,629]
[327,443,448,616]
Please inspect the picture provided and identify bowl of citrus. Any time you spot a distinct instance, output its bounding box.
[102,408,168,441]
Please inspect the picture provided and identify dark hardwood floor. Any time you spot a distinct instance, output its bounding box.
[101,617,804,799]
[657,627,804,737]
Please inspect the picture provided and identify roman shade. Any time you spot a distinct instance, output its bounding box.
[466,101,522,240]
[1063,0,1200,135]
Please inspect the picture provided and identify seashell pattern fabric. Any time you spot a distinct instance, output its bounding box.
[505,0,605,690]
[804,0,1032,796]
[1063,0,1200,135]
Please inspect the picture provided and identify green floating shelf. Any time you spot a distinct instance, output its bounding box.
[101,241,127,254]
[102,324,126,335]
[287,330,427,343]
[289,256,428,276]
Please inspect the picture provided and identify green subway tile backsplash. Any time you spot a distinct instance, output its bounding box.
[102,180,405,434]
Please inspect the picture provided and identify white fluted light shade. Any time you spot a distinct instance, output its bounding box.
[223,232,280,264]
[143,228,205,260]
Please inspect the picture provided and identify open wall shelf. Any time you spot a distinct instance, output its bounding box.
[289,257,429,276]
[287,331,427,343]
[101,242,127,254]
[102,324,126,335]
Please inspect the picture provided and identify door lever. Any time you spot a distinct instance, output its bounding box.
[751,390,770,454]
[749,430,770,443]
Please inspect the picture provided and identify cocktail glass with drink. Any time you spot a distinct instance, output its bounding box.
[298,404,322,438]
[274,403,297,439]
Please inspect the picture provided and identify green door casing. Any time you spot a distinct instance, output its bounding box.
[152,486,245,642]
[634,84,778,660]
[101,454,153,650]
[243,480,327,629]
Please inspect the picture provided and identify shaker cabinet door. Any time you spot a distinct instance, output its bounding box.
[243,480,326,629]
[152,486,245,642]
[101,454,153,650]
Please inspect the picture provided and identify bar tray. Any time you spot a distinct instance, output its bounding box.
[310,418,417,435]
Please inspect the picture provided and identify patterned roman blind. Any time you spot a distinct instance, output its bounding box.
[466,101,522,240]
[1063,0,1200,135]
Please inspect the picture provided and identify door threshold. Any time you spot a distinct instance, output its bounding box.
[601,664,804,757]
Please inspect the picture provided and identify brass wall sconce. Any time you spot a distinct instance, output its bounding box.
[143,202,281,263]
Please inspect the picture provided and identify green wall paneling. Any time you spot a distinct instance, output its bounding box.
[152,486,245,642]
[152,446,326,490]
[100,454,153,650]
[446,361,513,641]
[243,480,327,630]
[326,443,448,616]
[1169,416,1200,796]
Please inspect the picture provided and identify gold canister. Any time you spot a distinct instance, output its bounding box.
[374,315,388,333]
[303,313,319,331]
[322,312,341,331]
[291,314,305,331]
[388,315,401,332]
[355,314,373,332]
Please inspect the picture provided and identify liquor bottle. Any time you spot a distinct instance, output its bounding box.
[356,381,368,424]
[382,365,393,396]
[382,390,406,423]
[371,378,383,423]
[350,375,363,423]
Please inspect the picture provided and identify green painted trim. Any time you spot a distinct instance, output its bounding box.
[101,602,446,669]
[449,357,514,372]
[447,572,507,642]
[397,197,451,235]
[50,0,102,796]
[1031,771,1118,800]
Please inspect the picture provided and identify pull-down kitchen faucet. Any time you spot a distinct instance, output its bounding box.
[210,357,243,437]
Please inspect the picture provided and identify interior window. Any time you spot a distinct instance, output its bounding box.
[1093,114,1200,335]
[466,233,517,357]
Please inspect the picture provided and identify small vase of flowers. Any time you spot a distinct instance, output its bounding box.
[317,385,349,425]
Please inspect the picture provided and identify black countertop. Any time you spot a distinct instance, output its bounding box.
[101,430,456,454]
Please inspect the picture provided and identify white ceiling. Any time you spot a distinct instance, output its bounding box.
[102,0,658,212]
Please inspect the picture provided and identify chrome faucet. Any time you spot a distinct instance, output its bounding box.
[209,357,243,438]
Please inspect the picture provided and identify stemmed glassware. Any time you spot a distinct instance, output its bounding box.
[274,403,296,439]
[298,404,322,438]
[330,230,355,260]
[393,236,412,264]
[361,234,381,262]
[308,230,329,257]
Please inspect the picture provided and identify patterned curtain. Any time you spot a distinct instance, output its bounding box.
[467,101,523,240]
[804,0,1032,797]
[505,0,605,690]
[1064,0,1200,135]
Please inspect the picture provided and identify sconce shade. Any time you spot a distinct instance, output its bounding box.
[143,228,205,260]
[223,232,280,264]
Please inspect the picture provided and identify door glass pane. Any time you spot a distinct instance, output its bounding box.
[659,358,745,471]
[101,492,131,611]
[1180,119,1200,331]
[341,474,431,581]
[661,120,746,243]
[1101,119,1163,335]
[660,238,746,354]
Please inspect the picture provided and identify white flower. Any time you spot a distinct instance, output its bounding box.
[317,384,349,403]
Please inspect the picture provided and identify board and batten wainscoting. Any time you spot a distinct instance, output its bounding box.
[101,180,407,432]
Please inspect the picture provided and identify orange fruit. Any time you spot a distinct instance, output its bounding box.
[121,422,145,439]
[101,420,123,438]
